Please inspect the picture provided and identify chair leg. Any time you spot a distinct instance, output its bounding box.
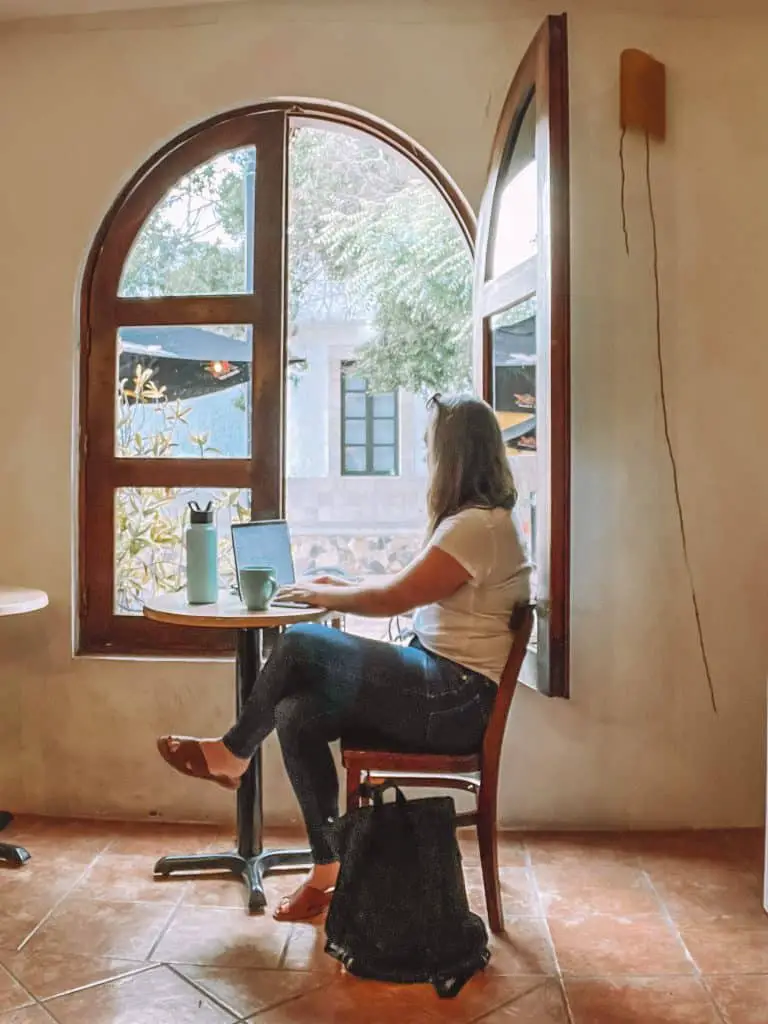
[345,764,360,814]
[477,800,503,934]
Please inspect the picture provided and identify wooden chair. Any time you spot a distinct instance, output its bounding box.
[341,604,534,934]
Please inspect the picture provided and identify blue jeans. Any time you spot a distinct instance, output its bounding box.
[223,623,496,864]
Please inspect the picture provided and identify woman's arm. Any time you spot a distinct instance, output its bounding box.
[278,545,470,617]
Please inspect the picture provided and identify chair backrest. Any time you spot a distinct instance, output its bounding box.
[480,604,534,777]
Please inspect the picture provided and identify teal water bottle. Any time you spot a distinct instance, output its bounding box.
[186,501,218,604]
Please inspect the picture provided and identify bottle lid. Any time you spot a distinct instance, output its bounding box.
[188,500,214,524]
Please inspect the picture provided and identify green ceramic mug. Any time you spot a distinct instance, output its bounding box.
[239,566,278,611]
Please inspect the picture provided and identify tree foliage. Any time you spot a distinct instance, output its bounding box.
[121,124,472,393]
[114,369,249,612]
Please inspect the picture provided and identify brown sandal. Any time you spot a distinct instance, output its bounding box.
[273,882,334,922]
[156,736,240,791]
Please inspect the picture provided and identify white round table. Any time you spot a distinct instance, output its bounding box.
[143,592,330,912]
[0,587,48,617]
[0,586,48,868]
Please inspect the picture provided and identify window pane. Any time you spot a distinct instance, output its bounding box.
[372,393,396,418]
[373,418,395,445]
[116,325,252,458]
[373,446,396,474]
[119,147,256,297]
[343,446,367,473]
[114,487,249,614]
[344,393,366,418]
[285,356,328,477]
[491,298,537,596]
[344,419,367,445]
[491,91,537,278]
[285,118,472,646]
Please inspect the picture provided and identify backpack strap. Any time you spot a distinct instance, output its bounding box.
[359,780,407,808]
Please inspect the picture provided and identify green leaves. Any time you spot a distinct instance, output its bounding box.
[287,127,472,394]
[114,364,246,612]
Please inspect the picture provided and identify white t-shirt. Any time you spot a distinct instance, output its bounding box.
[412,506,532,684]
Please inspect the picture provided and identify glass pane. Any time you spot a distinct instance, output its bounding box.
[285,119,472,643]
[344,419,367,445]
[116,325,252,458]
[373,418,395,445]
[491,298,537,606]
[491,91,537,278]
[343,447,367,473]
[114,487,249,614]
[344,393,366,418]
[119,147,257,297]
[372,393,396,418]
[373,446,396,474]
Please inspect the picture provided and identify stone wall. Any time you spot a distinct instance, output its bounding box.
[292,530,422,577]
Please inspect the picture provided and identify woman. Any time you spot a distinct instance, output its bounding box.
[158,394,532,921]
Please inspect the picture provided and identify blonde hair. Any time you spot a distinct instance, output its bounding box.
[426,393,517,536]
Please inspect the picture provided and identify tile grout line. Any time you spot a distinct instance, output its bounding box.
[15,844,111,952]
[136,857,197,964]
[144,895,185,963]
[166,962,339,1022]
[38,965,163,1024]
[468,977,557,1024]
[641,867,729,1024]
[3,838,182,1017]
[1,953,157,1015]
[523,838,577,1024]
[0,958,48,1018]
[166,962,243,1019]
[276,923,294,971]
[0,836,118,1018]
[240,974,339,1023]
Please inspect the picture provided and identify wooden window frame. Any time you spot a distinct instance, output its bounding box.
[474,14,571,697]
[78,101,474,657]
[340,367,399,478]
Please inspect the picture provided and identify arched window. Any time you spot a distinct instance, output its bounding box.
[79,102,475,655]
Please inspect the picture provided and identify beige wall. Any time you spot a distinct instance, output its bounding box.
[0,0,766,830]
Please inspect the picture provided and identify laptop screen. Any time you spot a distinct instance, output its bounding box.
[231,521,296,587]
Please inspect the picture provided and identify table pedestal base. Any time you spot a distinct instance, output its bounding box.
[154,847,312,913]
[0,812,31,868]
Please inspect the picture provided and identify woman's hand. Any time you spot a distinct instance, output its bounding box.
[276,583,329,607]
[309,574,352,587]
[277,547,469,618]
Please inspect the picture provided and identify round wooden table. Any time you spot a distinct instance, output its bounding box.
[0,586,49,868]
[144,592,329,913]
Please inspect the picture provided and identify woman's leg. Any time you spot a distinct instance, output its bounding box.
[272,630,495,869]
[164,622,327,782]
[267,628,459,912]
[221,623,339,760]
[274,690,342,865]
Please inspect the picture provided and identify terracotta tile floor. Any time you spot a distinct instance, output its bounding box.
[0,818,765,1022]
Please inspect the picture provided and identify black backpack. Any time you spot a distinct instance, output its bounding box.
[324,783,490,997]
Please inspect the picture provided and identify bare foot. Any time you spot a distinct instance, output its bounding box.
[196,739,250,781]
[273,862,341,922]
[307,861,340,892]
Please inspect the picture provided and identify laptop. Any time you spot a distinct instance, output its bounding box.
[231,520,312,608]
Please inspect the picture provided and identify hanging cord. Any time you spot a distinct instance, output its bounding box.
[619,126,630,257]
[636,131,717,713]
